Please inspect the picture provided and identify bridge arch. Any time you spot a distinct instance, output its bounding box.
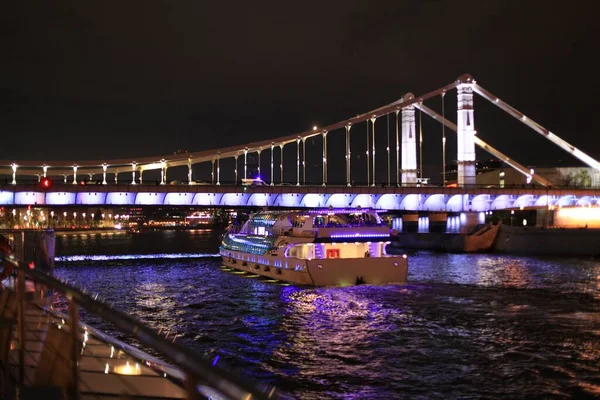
[0,191,13,205]
[191,193,223,206]
[216,193,239,206]
[575,196,595,206]
[513,194,534,208]
[534,195,556,207]
[273,193,301,207]
[399,194,421,211]
[471,194,491,212]
[422,194,446,211]
[15,192,45,205]
[350,194,376,209]
[556,195,576,207]
[491,195,512,210]
[446,195,464,212]
[76,192,108,205]
[300,193,327,208]
[46,192,76,205]
[164,193,194,205]
[135,193,166,205]
[247,193,270,207]
[106,192,136,205]
[326,193,354,208]
[375,194,401,210]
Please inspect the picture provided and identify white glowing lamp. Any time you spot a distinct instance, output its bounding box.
[114,362,141,376]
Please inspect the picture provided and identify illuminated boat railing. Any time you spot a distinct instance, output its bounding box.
[0,253,277,400]
[312,222,385,228]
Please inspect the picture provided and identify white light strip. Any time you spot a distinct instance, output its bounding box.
[55,253,221,262]
[330,233,390,239]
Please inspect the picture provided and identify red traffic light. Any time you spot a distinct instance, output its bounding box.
[41,178,52,188]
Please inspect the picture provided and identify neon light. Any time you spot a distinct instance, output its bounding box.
[307,208,387,214]
[55,253,220,262]
[330,233,390,239]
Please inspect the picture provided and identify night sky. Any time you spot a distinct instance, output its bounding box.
[1,1,598,182]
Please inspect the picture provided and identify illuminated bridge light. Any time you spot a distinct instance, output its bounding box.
[307,208,386,214]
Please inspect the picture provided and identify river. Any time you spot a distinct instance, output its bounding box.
[53,230,600,399]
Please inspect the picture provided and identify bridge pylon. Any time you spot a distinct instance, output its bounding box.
[401,93,418,185]
[456,74,477,187]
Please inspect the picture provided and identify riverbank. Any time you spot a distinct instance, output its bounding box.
[51,226,222,235]
[388,224,600,257]
[493,224,600,257]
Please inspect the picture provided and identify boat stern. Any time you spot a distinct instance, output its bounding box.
[306,256,408,286]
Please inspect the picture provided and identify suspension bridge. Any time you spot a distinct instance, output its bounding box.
[1,74,599,212]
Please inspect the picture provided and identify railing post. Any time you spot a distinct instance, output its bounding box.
[216,153,221,185]
[279,144,284,184]
[68,296,80,400]
[371,117,376,187]
[256,149,261,180]
[296,137,300,186]
[184,372,202,400]
[302,138,306,185]
[17,267,25,397]
[234,155,238,184]
[345,125,351,187]
[322,131,327,186]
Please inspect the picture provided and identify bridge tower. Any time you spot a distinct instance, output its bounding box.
[401,93,417,185]
[456,74,477,186]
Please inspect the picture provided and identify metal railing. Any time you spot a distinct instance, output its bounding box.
[0,253,278,400]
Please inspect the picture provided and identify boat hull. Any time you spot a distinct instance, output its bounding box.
[220,248,408,286]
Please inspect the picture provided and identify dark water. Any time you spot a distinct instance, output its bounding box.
[54,231,600,399]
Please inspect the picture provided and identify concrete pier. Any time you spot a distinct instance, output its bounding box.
[401,213,419,233]
[428,213,448,233]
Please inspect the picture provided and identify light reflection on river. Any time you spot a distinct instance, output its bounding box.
[54,231,600,399]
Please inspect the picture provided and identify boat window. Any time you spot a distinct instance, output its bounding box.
[221,234,278,256]
[311,212,382,228]
[292,214,309,228]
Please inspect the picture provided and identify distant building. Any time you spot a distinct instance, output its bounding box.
[476,166,600,187]
[442,159,503,186]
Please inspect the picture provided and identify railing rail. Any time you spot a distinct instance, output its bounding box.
[1,253,278,400]
[6,181,600,190]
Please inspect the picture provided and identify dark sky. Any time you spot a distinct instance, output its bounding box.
[1,1,598,182]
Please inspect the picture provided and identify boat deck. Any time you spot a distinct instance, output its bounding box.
[1,284,187,399]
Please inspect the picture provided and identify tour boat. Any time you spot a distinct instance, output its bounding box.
[219,208,408,286]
